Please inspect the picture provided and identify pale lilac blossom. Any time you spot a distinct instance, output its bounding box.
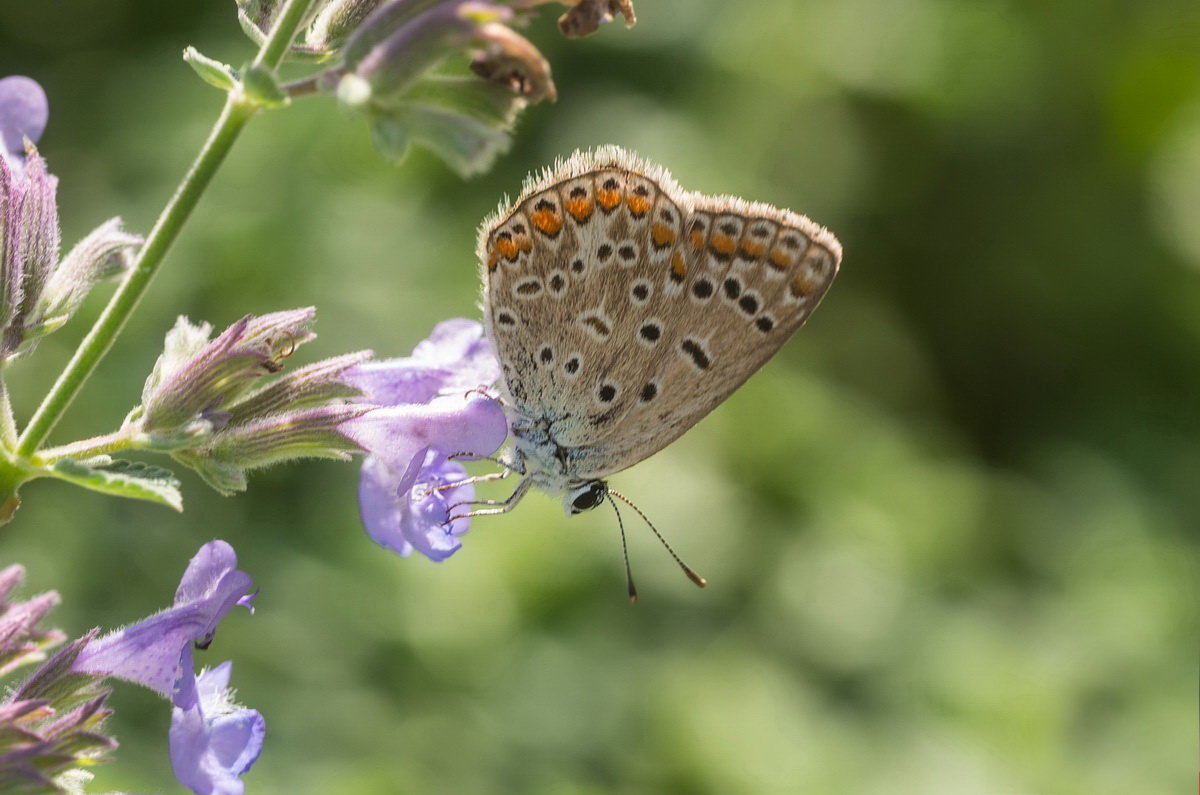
[71,541,262,793]
[0,76,48,171]
[72,540,255,710]
[341,319,509,561]
[170,662,265,795]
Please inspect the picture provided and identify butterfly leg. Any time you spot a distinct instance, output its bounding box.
[446,451,510,468]
[430,468,511,496]
[447,476,534,521]
[463,385,507,404]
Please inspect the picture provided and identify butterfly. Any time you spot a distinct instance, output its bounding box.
[462,146,841,583]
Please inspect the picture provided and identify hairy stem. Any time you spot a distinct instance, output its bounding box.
[35,430,136,464]
[0,379,17,450]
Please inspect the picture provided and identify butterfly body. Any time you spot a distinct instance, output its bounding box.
[477,147,841,514]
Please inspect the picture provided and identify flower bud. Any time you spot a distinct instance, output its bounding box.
[306,0,388,52]
[0,565,117,790]
[468,21,556,103]
[130,312,374,492]
[344,2,511,100]
[0,82,140,363]
[134,309,317,441]
[226,350,371,422]
[174,403,368,494]
[177,354,372,494]
[18,218,140,352]
[0,149,60,361]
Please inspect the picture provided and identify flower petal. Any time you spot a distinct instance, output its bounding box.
[340,393,507,471]
[358,451,476,560]
[409,317,501,387]
[170,663,265,795]
[72,541,253,705]
[0,76,48,166]
[344,318,500,405]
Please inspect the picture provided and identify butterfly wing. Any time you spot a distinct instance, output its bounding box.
[479,150,686,443]
[479,148,841,481]
[568,197,842,479]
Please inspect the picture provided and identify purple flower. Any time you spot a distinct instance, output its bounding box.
[0,143,60,359]
[128,309,374,493]
[72,541,262,792]
[137,309,319,436]
[343,316,501,402]
[170,662,265,795]
[0,79,140,361]
[72,540,255,710]
[341,319,509,561]
[0,76,48,171]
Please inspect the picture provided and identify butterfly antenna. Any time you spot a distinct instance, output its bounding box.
[605,494,638,604]
[607,489,707,589]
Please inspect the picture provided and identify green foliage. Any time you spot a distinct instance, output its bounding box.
[0,0,1194,793]
[49,459,183,512]
[182,47,239,92]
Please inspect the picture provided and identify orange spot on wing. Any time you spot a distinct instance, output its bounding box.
[531,208,563,236]
[627,194,651,216]
[566,197,594,221]
[516,235,533,253]
[651,224,676,247]
[790,273,816,297]
[740,240,766,258]
[689,229,705,250]
[487,249,500,271]
[710,234,736,255]
[768,249,793,271]
[671,250,687,278]
[596,188,622,210]
[496,236,519,261]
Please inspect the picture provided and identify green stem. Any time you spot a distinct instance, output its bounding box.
[252,0,317,71]
[15,98,255,456]
[15,0,316,458]
[0,379,17,450]
[35,430,137,465]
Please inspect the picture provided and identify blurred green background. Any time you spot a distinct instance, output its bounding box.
[1,0,1196,792]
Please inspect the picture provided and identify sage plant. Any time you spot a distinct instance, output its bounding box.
[0,0,637,790]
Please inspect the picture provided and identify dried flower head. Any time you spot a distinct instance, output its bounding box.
[249,0,637,174]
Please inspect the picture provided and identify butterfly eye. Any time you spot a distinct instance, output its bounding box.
[567,481,608,514]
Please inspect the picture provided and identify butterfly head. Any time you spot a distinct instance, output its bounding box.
[564,480,608,516]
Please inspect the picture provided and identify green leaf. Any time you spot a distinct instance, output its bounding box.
[183,47,239,92]
[403,74,525,126]
[49,458,183,512]
[241,65,290,108]
[366,113,413,163]
[403,102,513,177]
